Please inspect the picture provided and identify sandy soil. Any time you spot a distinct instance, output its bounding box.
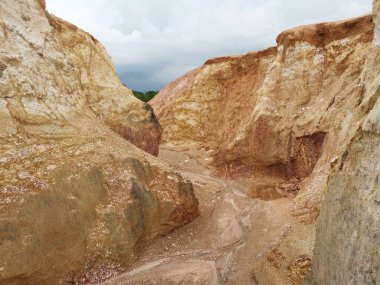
[101,146,315,285]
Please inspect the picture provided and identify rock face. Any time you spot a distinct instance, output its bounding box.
[152,5,380,284]
[306,1,380,283]
[2,0,379,283]
[0,0,198,284]
[0,0,161,156]
[151,15,374,223]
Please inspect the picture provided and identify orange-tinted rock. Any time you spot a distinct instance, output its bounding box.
[0,2,161,156]
[47,14,162,156]
[0,0,197,284]
[151,15,373,223]
[307,1,380,283]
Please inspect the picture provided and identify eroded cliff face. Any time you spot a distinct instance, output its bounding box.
[152,6,380,283]
[306,1,380,283]
[151,15,374,223]
[0,0,197,284]
[0,0,161,156]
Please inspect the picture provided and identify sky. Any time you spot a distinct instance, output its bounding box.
[46,0,372,91]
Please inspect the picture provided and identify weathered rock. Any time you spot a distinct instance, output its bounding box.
[100,146,315,285]
[306,1,380,283]
[151,15,374,223]
[151,6,380,285]
[0,0,161,156]
[0,0,198,284]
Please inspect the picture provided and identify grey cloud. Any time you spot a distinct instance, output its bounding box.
[47,0,371,91]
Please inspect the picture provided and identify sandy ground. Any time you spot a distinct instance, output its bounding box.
[101,146,315,285]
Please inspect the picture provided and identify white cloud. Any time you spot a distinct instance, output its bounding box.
[46,0,372,90]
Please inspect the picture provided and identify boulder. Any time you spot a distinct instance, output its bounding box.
[0,0,198,284]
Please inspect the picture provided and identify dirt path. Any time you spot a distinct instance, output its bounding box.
[102,146,315,285]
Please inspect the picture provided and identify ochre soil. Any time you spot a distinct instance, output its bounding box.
[102,146,316,285]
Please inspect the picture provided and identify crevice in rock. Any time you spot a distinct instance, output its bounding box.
[287,131,327,179]
[0,61,6,78]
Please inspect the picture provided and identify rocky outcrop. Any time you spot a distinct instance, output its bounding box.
[0,0,161,156]
[306,91,380,283]
[0,0,198,284]
[306,1,380,283]
[152,5,380,284]
[151,15,374,223]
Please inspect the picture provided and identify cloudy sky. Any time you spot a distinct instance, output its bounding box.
[46,0,371,91]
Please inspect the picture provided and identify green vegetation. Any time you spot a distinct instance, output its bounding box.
[132,90,159,102]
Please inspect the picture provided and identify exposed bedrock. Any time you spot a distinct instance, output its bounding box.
[152,3,380,283]
[151,14,374,223]
[1,0,379,283]
[0,0,198,284]
[0,0,161,156]
[306,0,380,283]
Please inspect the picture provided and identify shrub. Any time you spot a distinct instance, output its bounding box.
[132,90,158,102]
